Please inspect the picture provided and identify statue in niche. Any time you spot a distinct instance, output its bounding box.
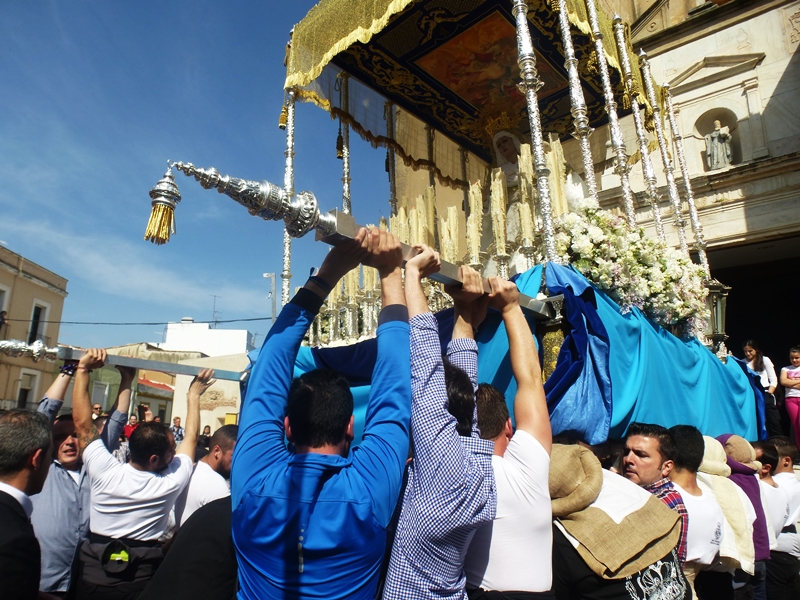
[704,120,732,170]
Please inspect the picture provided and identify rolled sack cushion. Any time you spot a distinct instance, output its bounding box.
[698,436,755,574]
[718,434,761,472]
[549,444,603,518]
[717,434,771,562]
[550,446,680,580]
[559,471,680,580]
[699,435,731,477]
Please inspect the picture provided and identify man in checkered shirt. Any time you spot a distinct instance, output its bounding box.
[383,246,496,600]
[623,422,688,564]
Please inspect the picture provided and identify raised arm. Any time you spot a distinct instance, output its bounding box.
[73,349,107,452]
[37,363,77,425]
[490,277,552,454]
[177,369,214,459]
[444,266,488,393]
[232,228,370,499]
[444,267,488,438]
[101,366,135,451]
[405,245,467,468]
[352,230,412,525]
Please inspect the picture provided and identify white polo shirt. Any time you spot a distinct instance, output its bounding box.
[759,478,791,540]
[464,430,552,592]
[174,459,230,526]
[83,439,193,541]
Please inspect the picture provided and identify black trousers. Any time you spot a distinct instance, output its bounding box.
[764,394,784,437]
[75,537,163,600]
[765,551,800,600]
[694,570,733,600]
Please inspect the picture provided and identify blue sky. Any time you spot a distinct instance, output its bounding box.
[0,1,392,349]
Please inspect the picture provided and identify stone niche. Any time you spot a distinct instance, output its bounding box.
[666,53,769,178]
[693,107,741,172]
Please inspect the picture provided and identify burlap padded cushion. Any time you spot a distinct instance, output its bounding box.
[549,444,603,518]
[562,495,681,579]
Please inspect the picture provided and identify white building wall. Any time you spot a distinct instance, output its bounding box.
[171,353,249,433]
[157,318,255,358]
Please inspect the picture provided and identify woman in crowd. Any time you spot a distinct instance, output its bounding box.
[743,340,781,437]
[199,425,212,449]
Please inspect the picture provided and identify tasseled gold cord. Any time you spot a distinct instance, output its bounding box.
[144,204,176,245]
[336,127,344,159]
[278,105,288,130]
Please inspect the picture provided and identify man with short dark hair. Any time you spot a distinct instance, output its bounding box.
[464,277,553,597]
[73,348,211,597]
[624,422,688,564]
[752,441,790,545]
[232,228,411,600]
[383,250,496,600]
[765,436,800,597]
[0,409,52,599]
[175,424,238,526]
[668,425,727,594]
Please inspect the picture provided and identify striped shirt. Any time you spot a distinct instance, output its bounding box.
[383,312,496,599]
[645,477,689,564]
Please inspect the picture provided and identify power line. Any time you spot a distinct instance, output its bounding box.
[3,317,271,326]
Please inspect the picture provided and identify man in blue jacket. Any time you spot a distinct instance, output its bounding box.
[231,227,411,600]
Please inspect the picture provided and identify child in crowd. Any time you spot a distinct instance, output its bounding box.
[780,346,800,449]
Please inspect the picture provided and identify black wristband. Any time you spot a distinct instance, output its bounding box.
[60,363,78,376]
[307,275,333,294]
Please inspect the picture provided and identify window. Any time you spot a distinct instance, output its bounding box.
[0,284,9,339]
[27,300,50,345]
[17,371,39,410]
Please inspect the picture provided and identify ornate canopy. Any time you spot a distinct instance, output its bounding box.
[286,0,653,175]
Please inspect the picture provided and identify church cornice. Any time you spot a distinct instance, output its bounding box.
[632,0,788,58]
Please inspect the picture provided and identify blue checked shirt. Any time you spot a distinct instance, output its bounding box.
[383,312,496,600]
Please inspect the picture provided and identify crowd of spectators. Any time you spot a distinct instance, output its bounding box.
[0,228,798,600]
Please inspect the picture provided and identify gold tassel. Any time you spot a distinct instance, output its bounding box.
[278,105,288,130]
[336,129,344,159]
[144,204,176,245]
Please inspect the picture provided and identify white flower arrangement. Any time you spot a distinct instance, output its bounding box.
[554,209,709,336]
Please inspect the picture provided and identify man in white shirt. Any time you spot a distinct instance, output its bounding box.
[766,436,800,597]
[464,277,553,598]
[668,425,727,595]
[752,441,791,542]
[0,409,52,599]
[175,424,238,526]
[71,348,214,598]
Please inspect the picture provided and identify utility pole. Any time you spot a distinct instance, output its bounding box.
[210,294,222,329]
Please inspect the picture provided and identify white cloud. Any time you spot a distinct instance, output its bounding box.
[4,216,268,316]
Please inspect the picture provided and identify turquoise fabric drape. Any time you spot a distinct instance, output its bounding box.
[544,264,759,440]
[279,262,759,444]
